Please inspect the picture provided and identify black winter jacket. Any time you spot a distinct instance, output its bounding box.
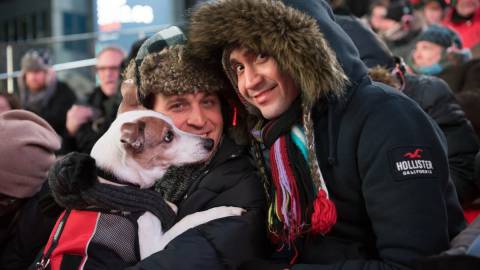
[0,184,60,270]
[403,75,480,204]
[292,75,466,269]
[286,2,466,269]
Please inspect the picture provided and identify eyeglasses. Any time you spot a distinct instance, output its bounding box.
[95,65,121,72]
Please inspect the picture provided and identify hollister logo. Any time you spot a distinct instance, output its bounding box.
[403,148,423,159]
[389,146,437,181]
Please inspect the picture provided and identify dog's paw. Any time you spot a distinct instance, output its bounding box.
[48,152,97,208]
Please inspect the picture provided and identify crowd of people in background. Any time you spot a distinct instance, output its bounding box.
[1,0,480,269]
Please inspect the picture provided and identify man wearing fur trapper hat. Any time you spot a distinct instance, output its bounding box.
[45,26,267,269]
[187,0,466,269]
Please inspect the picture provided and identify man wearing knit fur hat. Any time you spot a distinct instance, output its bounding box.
[187,0,465,269]
[46,27,267,269]
[18,49,77,142]
[0,110,61,269]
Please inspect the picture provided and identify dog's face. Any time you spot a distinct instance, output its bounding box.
[91,110,213,188]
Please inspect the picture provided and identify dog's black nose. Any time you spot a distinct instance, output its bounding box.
[203,138,214,151]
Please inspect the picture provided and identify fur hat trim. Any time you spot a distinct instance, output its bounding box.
[187,0,349,110]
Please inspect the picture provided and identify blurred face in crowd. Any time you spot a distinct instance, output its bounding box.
[0,96,11,113]
[96,49,124,97]
[413,41,443,67]
[25,70,47,92]
[424,2,444,25]
[229,46,300,120]
[456,0,480,17]
[370,5,399,33]
[153,91,224,152]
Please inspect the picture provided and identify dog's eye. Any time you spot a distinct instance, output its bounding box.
[163,130,174,143]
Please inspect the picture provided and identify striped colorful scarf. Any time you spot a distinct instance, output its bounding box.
[252,99,337,261]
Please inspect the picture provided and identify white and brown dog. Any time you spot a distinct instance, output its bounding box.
[88,109,243,259]
[40,81,243,270]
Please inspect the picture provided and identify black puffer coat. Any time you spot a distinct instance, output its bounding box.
[403,75,480,204]
[127,137,267,270]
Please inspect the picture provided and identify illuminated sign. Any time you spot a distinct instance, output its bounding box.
[97,0,154,31]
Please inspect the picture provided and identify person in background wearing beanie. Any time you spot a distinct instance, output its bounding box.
[18,49,77,143]
[442,0,480,50]
[367,0,425,60]
[61,46,125,154]
[408,24,480,93]
[0,110,61,270]
[187,0,466,269]
[47,27,267,269]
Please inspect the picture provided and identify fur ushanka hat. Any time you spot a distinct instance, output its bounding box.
[125,45,229,101]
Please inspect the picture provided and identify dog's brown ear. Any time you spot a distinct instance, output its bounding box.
[118,80,146,114]
[120,121,145,152]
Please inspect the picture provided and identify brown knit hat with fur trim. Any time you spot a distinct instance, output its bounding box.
[0,110,60,198]
[125,45,229,100]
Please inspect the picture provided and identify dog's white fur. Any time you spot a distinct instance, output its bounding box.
[90,110,243,259]
[91,110,212,188]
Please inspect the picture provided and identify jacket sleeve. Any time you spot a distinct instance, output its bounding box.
[0,192,58,270]
[293,93,466,270]
[126,160,268,270]
[423,78,480,204]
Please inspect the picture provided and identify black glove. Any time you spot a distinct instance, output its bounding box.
[47,152,97,209]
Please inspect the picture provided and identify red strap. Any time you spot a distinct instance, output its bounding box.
[45,210,100,270]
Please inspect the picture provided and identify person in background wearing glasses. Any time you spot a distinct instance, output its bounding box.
[0,110,61,270]
[62,46,125,154]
